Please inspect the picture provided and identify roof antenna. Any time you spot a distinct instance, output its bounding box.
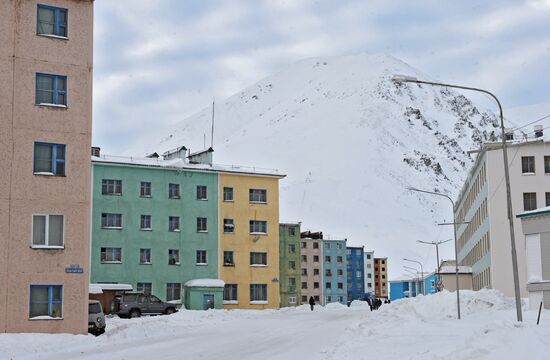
[211,98,215,148]
[203,133,206,149]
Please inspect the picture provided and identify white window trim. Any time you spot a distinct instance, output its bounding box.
[250,264,268,267]
[250,232,267,235]
[36,103,68,109]
[196,262,208,266]
[31,213,65,248]
[223,300,238,305]
[33,171,55,176]
[37,33,68,40]
[250,300,268,305]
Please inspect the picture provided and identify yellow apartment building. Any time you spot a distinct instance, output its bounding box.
[219,172,284,309]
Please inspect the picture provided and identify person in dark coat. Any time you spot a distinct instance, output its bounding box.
[309,296,315,311]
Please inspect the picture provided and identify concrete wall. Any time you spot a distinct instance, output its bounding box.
[364,251,375,294]
[322,240,347,304]
[374,258,388,298]
[440,273,473,292]
[90,163,219,302]
[219,173,281,309]
[346,246,365,301]
[184,287,223,310]
[300,239,323,304]
[279,223,301,307]
[1,0,93,334]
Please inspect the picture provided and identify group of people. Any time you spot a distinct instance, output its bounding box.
[308,296,391,311]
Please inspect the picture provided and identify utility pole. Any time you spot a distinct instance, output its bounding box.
[418,239,452,292]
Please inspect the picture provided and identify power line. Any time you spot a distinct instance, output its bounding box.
[511,113,550,132]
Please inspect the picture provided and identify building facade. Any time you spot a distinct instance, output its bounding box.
[1,0,93,334]
[300,233,323,305]
[322,239,347,304]
[374,257,388,298]
[90,159,219,305]
[454,139,550,297]
[364,251,375,296]
[346,246,365,301]
[279,223,301,307]
[219,172,283,310]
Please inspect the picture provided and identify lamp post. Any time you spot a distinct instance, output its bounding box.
[403,258,424,295]
[393,74,522,322]
[404,267,420,297]
[418,239,452,292]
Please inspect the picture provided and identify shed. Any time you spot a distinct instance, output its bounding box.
[89,283,133,314]
[183,279,225,310]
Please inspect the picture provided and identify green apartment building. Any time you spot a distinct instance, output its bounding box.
[279,223,301,307]
[91,151,220,305]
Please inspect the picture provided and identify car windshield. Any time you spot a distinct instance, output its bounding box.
[89,303,102,314]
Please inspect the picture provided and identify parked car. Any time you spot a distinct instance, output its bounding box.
[113,292,177,318]
[88,300,106,335]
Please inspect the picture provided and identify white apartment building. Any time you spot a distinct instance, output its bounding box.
[454,137,550,297]
[364,251,375,295]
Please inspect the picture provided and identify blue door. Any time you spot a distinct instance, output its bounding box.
[203,294,214,310]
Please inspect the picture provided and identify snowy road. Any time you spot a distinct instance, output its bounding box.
[2,290,550,360]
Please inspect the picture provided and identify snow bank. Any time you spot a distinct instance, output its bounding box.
[184,279,225,288]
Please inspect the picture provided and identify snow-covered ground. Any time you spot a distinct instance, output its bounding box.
[1,290,549,360]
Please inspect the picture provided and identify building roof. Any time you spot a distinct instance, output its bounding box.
[184,279,225,288]
[516,206,550,219]
[89,283,133,294]
[92,154,285,178]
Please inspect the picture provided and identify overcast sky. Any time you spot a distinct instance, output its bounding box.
[93,0,550,155]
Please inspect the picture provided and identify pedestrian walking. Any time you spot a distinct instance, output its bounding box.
[309,296,315,311]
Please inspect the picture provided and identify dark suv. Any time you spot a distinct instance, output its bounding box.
[114,293,177,318]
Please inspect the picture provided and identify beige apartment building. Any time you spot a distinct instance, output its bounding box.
[0,0,93,333]
[454,137,550,297]
[374,257,388,298]
[300,233,323,305]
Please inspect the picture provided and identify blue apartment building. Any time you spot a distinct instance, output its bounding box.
[346,246,365,301]
[322,239,348,304]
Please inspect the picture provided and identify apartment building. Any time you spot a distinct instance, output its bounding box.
[322,239,347,304]
[279,223,301,307]
[364,251,375,296]
[454,138,550,296]
[0,1,93,334]
[374,257,388,298]
[300,232,323,305]
[346,246,365,301]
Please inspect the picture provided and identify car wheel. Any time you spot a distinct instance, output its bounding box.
[165,307,175,315]
[129,309,141,318]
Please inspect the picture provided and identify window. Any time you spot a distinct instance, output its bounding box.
[288,244,296,253]
[249,189,267,203]
[326,296,332,303]
[346,249,351,255]
[356,271,362,278]
[382,260,385,264]
[337,269,343,276]
[196,250,207,264]
[366,254,371,259]
[337,243,343,250]
[326,282,332,289]
[325,269,332,277]
[224,251,234,266]
[523,192,537,211]
[29,285,62,319]
[250,252,267,266]
[196,217,208,232]
[224,284,238,301]
[301,282,307,289]
[289,278,296,288]
[325,256,331,263]
[313,255,319,263]
[338,282,343,289]
[37,4,67,37]
[314,269,319,275]
[301,242,307,249]
[301,268,307,276]
[288,261,296,270]
[522,156,535,174]
[382,275,386,279]
[313,242,319,249]
[314,282,319,289]
[356,249,361,255]
[314,295,320,302]
[101,247,121,263]
[368,282,372,288]
[324,243,330,250]
[32,214,63,247]
[223,187,233,201]
[367,273,372,278]
[337,256,343,263]
[302,295,307,303]
[196,185,207,200]
[168,183,180,199]
[250,220,267,234]
[140,249,151,264]
[140,182,151,197]
[168,249,180,265]
[36,73,67,105]
[166,283,181,301]
[301,255,307,262]
[102,179,122,195]
[224,219,235,233]
[289,296,296,304]
[288,227,296,236]
[169,216,180,232]
[34,142,65,175]
[101,213,122,228]
[137,282,152,295]
[545,156,550,173]
[250,284,267,302]
[367,263,372,269]
[140,215,152,230]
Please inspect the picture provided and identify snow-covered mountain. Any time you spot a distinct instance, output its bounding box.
[151,53,503,278]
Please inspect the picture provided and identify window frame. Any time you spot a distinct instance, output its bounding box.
[196,250,207,265]
[523,192,537,211]
[168,216,180,232]
[196,185,208,200]
[139,248,151,264]
[224,284,238,302]
[168,249,180,265]
[250,252,268,266]
[223,218,235,233]
[223,251,234,266]
[196,217,208,232]
[521,156,536,174]
[249,220,267,234]
[140,181,152,197]
[29,285,63,319]
[33,142,66,176]
[35,73,67,106]
[36,4,68,38]
[102,179,122,196]
[249,284,267,302]
[166,283,181,302]
[31,214,64,249]
[168,183,180,199]
[140,215,152,231]
[101,213,122,229]
[223,187,234,202]
[100,247,122,263]
[137,282,152,295]
[249,189,267,203]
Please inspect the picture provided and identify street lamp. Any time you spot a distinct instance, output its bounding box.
[418,239,452,292]
[393,74,522,322]
[403,268,420,296]
[403,258,424,295]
